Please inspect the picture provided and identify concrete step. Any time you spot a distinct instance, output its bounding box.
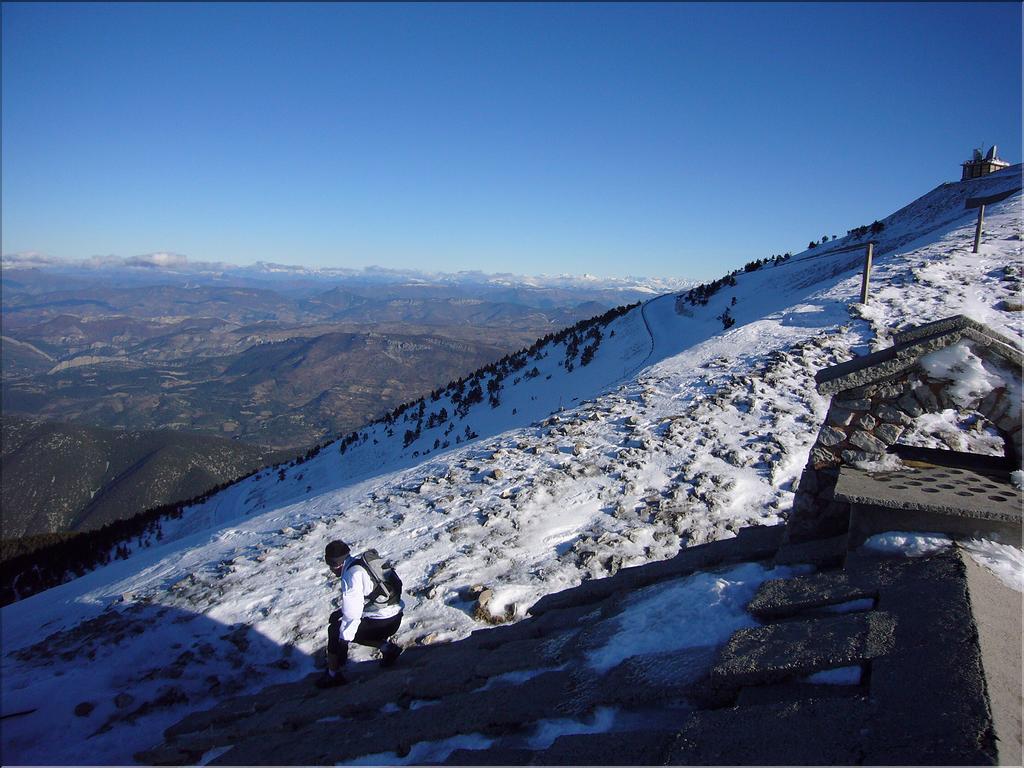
[210,670,582,765]
[586,646,718,708]
[847,548,998,766]
[531,728,675,765]
[439,728,676,766]
[459,602,597,652]
[747,571,876,620]
[735,676,866,706]
[439,747,535,765]
[711,612,895,694]
[528,525,785,617]
[665,697,870,765]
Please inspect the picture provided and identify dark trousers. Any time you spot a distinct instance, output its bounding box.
[327,610,403,661]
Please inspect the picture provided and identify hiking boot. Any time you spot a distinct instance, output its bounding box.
[315,670,348,689]
[380,641,403,668]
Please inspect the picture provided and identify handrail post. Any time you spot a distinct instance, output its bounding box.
[859,242,874,304]
[973,204,985,253]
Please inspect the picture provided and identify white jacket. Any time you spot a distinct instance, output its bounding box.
[339,559,402,641]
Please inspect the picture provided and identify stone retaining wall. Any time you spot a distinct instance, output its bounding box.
[789,349,1022,541]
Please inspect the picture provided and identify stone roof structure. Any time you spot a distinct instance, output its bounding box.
[790,315,1022,543]
[137,521,1020,765]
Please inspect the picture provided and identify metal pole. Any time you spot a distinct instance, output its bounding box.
[859,242,874,304]
[973,204,985,253]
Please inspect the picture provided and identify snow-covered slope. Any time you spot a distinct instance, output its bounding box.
[2,166,1021,765]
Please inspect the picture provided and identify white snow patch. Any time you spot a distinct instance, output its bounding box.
[587,562,808,674]
[863,531,953,557]
[899,408,1006,455]
[476,665,567,692]
[342,707,621,765]
[343,732,495,766]
[803,665,862,685]
[959,538,1024,592]
[852,453,907,472]
[197,745,234,766]
[1011,470,1023,490]
[919,340,1009,411]
[525,706,618,749]
[822,598,875,613]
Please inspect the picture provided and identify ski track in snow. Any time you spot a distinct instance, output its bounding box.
[2,173,1022,765]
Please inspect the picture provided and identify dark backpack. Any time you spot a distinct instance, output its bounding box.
[353,549,403,609]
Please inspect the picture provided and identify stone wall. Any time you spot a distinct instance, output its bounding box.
[788,351,1022,542]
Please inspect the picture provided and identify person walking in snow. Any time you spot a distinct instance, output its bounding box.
[316,539,404,688]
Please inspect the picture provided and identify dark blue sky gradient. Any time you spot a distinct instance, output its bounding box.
[3,2,1021,280]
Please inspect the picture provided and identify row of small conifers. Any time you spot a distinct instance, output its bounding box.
[0,301,642,606]
[0,472,246,606]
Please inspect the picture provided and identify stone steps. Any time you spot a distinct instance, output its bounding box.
[459,602,597,651]
[528,524,785,617]
[530,728,676,765]
[710,612,895,696]
[439,746,536,765]
[138,530,1001,767]
[665,697,870,765]
[585,647,717,709]
[845,548,997,766]
[747,571,876,620]
[211,670,582,765]
[735,676,866,707]
[439,728,675,766]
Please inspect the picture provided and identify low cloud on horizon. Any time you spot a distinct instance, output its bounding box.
[1,251,696,290]
[125,252,190,268]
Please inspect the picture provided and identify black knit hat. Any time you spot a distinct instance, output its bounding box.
[325,540,350,563]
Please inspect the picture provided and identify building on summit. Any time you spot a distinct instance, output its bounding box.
[961,145,1011,180]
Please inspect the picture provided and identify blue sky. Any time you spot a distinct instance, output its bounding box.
[2,2,1021,281]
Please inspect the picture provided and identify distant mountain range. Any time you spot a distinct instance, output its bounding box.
[0,253,695,297]
[1,262,689,539]
[3,262,673,451]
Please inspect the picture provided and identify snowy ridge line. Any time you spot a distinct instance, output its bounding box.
[0,458,272,605]
[0,299,643,606]
[779,165,1020,271]
[609,296,657,388]
[333,299,642,449]
[799,239,877,261]
[882,165,1021,228]
[863,165,1023,259]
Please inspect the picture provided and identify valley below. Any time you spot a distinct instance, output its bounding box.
[1,266,681,536]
